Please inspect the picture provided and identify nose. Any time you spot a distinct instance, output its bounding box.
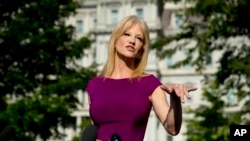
[129,36,135,45]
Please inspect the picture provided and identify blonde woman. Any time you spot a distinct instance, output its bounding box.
[86,15,197,141]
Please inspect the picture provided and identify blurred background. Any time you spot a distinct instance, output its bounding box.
[0,0,249,141]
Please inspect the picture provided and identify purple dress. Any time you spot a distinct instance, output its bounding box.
[86,74,162,141]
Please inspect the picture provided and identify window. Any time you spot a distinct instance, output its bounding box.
[175,14,183,29]
[136,8,143,19]
[166,56,172,68]
[76,20,84,33]
[111,10,118,24]
[206,53,212,66]
[94,18,97,28]
[167,134,173,141]
[226,89,237,105]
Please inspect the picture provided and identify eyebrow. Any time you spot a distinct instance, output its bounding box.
[125,31,143,37]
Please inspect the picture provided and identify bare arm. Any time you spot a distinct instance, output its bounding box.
[164,94,182,135]
[150,84,197,136]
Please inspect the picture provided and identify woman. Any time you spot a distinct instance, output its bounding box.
[86,15,197,141]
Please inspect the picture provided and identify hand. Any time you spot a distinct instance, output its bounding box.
[160,84,197,103]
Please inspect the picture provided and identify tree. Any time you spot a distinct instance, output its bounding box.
[153,0,250,140]
[0,0,97,140]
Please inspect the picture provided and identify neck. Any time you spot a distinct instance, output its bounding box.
[111,54,135,79]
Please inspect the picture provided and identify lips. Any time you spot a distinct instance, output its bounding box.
[126,45,135,52]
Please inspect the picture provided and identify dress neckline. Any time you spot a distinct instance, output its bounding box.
[97,74,153,80]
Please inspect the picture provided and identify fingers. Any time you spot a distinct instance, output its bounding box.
[184,87,191,99]
[180,84,186,103]
[187,87,198,92]
[161,84,197,103]
[173,84,184,103]
[160,85,173,93]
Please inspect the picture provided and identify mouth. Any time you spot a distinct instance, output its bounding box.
[126,45,135,52]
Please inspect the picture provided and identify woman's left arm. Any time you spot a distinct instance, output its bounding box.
[150,84,197,136]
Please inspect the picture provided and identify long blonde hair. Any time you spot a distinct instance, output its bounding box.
[99,15,150,78]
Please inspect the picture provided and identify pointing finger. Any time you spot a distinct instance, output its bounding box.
[187,87,198,92]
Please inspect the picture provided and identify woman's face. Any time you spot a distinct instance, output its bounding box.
[115,23,144,60]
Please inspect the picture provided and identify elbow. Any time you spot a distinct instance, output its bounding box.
[165,125,181,136]
[167,130,180,136]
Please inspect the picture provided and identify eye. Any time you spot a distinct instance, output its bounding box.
[137,37,143,42]
[123,33,130,36]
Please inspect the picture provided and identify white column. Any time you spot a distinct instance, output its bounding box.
[144,110,157,141]
[76,116,82,134]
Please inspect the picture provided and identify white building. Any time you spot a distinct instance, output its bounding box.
[64,0,219,141]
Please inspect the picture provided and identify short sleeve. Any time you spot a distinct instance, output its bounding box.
[145,75,162,96]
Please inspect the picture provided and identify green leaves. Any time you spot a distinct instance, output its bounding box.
[0,0,96,140]
[156,0,250,140]
[2,93,74,140]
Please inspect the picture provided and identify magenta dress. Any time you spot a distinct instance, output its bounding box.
[86,74,162,141]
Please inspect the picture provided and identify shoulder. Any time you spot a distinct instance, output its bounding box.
[142,72,158,78]
[88,76,106,83]
[141,74,161,82]
[139,74,162,94]
[86,76,104,92]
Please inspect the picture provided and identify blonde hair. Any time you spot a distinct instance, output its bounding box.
[99,15,150,78]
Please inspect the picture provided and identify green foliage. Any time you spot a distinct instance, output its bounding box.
[154,0,250,140]
[0,0,97,140]
[71,117,92,141]
[1,93,74,140]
